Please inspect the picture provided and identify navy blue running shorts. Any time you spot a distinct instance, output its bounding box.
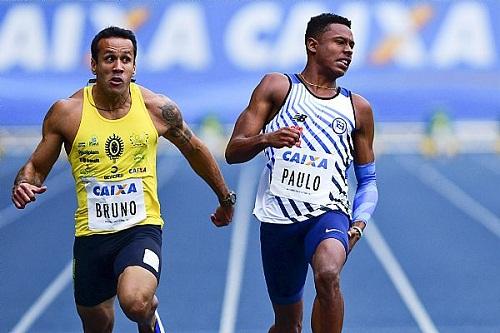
[260,210,350,305]
[73,225,162,307]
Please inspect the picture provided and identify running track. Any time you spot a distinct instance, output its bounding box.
[1,152,499,332]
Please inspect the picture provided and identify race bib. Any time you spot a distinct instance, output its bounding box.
[270,146,335,205]
[86,178,146,231]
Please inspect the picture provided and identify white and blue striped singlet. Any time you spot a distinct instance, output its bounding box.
[253,74,356,224]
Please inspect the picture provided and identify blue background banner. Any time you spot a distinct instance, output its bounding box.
[0,0,499,125]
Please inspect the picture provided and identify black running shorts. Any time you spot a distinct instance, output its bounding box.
[73,225,162,306]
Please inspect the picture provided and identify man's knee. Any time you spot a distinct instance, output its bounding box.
[314,267,341,296]
[117,266,158,323]
[119,292,152,322]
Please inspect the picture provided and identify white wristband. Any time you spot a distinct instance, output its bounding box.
[351,226,363,238]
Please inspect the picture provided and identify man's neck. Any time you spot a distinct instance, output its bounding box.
[91,84,131,113]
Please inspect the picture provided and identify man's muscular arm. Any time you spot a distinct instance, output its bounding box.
[225,73,300,164]
[348,94,378,249]
[352,94,375,165]
[12,102,65,209]
[160,101,194,148]
[158,96,233,226]
[160,99,226,199]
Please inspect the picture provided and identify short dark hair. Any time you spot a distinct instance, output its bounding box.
[91,26,137,62]
[305,13,351,42]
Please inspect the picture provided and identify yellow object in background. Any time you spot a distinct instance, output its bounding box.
[420,109,459,158]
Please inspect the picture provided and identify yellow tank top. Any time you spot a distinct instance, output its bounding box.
[69,83,163,236]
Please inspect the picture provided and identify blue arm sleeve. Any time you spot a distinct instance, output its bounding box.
[352,162,378,224]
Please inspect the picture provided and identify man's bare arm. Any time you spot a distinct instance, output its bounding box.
[12,102,65,208]
[160,98,230,201]
[158,97,233,226]
[352,93,375,165]
[348,93,378,248]
[225,73,299,164]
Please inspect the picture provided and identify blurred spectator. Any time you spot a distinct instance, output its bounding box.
[197,113,227,158]
[421,107,458,157]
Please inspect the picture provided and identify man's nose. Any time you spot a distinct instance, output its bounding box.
[113,60,124,72]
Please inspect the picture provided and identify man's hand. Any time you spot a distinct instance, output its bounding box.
[12,183,47,209]
[347,222,365,252]
[266,126,302,148]
[210,205,234,227]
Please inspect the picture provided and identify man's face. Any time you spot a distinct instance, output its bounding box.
[309,23,354,77]
[91,37,136,94]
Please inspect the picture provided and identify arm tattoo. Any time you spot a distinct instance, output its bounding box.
[160,103,181,126]
[160,103,193,145]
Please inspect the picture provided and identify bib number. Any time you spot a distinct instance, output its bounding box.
[86,178,146,231]
[270,147,335,205]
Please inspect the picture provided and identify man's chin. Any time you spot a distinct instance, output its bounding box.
[333,69,347,78]
[106,81,130,94]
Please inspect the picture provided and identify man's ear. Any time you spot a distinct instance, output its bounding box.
[306,37,318,54]
[90,58,97,75]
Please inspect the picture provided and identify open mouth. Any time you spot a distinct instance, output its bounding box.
[110,77,124,85]
[337,58,351,68]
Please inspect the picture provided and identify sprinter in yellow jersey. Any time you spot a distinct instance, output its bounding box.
[11,27,235,333]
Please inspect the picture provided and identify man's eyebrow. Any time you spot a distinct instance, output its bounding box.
[334,35,355,45]
[102,47,133,53]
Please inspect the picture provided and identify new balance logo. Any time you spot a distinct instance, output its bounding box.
[293,114,307,122]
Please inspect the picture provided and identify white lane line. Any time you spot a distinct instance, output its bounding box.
[348,175,438,333]
[398,156,500,239]
[8,155,180,333]
[155,310,166,333]
[9,261,73,333]
[365,221,440,333]
[219,161,260,333]
[0,165,71,230]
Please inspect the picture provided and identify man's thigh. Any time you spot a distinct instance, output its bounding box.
[73,225,162,307]
[260,222,309,305]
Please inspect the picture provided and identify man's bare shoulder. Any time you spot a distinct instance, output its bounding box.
[260,72,290,92]
[50,89,84,115]
[35,89,84,145]
[137,85,180,136]
[68,88,84,100]
[351,93,372,115]
[137,85,172,111]
[254,72,291,107]
[351,93,374,130]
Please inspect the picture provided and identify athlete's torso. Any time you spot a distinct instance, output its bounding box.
[253,74,356,224]
[68,83,163,236]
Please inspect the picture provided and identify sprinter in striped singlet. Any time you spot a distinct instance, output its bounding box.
[226,13,378,333]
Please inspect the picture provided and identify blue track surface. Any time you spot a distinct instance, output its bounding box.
[1,153,499,332]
